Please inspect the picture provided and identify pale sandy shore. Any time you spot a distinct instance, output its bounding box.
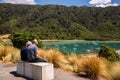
[0,63,89,80]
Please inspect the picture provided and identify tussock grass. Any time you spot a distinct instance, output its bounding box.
[0,44,120,80]
[38,49,69,68]
[10,47,20,63]
[66,54,79,72]
[0,34,11,39]
[0,44,8,59]
[77,56,111,80]
[109,62,120,80]
[0,44,20,63]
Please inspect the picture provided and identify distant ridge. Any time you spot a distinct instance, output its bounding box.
[0,3,120,40]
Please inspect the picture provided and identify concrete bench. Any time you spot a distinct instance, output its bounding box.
[17,61,54,80]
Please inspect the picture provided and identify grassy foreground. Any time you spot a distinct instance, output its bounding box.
[0,44,120,80]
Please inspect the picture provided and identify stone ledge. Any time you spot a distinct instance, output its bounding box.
[17,61,54,80]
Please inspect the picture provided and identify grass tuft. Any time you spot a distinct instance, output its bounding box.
[67,54,79,72]
[38,49,69,68]
[77,57,111,80]
[109,62,120,80]
[0,44,20,63]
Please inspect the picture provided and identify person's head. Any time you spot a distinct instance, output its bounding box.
[33,39,38,45]
[26,41,32,47]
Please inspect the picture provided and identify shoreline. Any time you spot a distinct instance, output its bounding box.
[0,34,120,42]
[40,40,120,42]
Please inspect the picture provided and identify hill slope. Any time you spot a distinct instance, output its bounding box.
[0,3,120,40]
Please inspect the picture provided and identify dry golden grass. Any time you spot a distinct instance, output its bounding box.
[38,49,75,72]
[10,47,20,63]
[77,56,111,80]
[66,54,80,72]
[0,44,120,80]
[0,44,13,60]
[0,44,7,59]
[109,61,120,80]
[38,49,69,68]
[0,34,11,39]
[0,44,20,63]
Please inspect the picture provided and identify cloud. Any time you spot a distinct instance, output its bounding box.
[89,0,111,4]
[96,3,119,7]
[89,0,119,7]
[2,0,37,5]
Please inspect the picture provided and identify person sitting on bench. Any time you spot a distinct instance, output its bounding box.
[27,39,47,62]
[20,41,32,61]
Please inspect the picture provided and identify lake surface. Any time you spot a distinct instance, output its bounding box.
[43,40,120,54]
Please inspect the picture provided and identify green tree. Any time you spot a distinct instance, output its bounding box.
[11,32,43,49]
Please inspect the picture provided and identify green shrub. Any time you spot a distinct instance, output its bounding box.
[98,45,120,61]
[11,32,43,49]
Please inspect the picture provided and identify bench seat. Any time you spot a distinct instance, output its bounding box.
[17,61,54,80]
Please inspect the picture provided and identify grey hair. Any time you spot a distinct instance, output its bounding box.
[26,41,32,46]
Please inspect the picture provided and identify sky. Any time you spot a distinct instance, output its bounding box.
[0,0,120,7]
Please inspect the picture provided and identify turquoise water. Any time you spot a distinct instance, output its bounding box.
[43,41,120,54]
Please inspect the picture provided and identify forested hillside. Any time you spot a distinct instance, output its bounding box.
[0,3,120,40]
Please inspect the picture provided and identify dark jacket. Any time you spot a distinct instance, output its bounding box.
[20,46,28,61]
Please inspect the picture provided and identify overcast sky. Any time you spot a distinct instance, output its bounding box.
[0,0,120,7]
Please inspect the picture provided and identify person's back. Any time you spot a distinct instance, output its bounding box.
[21,46,28,61]
[27,39,47,62]
[27,44,38,61]
[20,41,32,61]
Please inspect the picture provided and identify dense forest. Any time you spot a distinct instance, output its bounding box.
[0,3,120,40]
